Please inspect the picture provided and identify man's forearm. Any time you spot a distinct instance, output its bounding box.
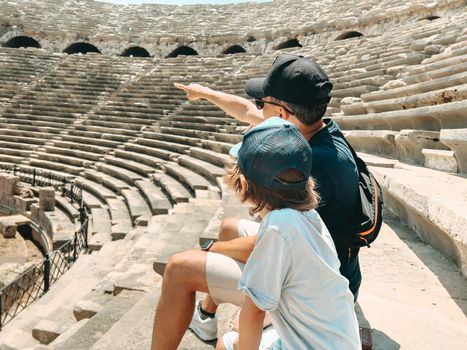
[174,82,264,125]
[200,88,264,126]
[209,236,256,263]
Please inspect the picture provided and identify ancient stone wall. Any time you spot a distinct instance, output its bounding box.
[1,0,465,57]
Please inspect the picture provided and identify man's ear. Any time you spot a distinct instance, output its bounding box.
[280,105,291,120]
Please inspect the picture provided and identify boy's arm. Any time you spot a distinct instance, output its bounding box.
[209,236,257,263]
[174,83,264,126]
[238,296,265,350]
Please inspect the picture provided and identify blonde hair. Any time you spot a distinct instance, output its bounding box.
[224,161,320,213]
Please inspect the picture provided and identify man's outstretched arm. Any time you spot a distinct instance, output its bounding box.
[175,83,264,126]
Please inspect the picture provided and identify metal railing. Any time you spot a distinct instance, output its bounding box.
[0,165,89,330]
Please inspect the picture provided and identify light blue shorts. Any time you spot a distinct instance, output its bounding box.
[222,326,283,350]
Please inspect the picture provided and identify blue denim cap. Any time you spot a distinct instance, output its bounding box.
[230,117,312,192]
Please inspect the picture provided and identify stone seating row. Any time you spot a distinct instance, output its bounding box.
[332,99,467,132]
[365,155,467,277]
[341,81,467,116]
[0,190,222,347]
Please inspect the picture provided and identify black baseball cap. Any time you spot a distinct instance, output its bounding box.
[229,117,312,192]
[245,54,333,106]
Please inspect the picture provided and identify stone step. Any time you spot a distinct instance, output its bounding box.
[113,149,165,170]
[82,169,130,194]
[152,172,192,204]
[401,60,467,85]
[0,146,32,159]
[342,83,467,116]
[422,149,458,173]
[134,179,172,215]
[43,146,103,162]
[54,195,80,222]
[201,139,234,154]
[370,159,467,276]
[59,134,120,149]
[107,198,133,241]
[96,162,144,185]
[28,158,84,176]
[343,130,398,158]
[104,155,155,177]
[333,99,467,131]
[35,151,93,168]
[144,130,203,147]
[163,161,212,191]
[121,188,152,225]
[0,153,24,164]
[74,177,118,201]
[394,130,448,166]
[88,207,113,251]
[439,128,467,173]
[49,290,145,350]
[178,155,225,183]
[189,147,230,168]
[124,142,176,161]
[0,140,37,150]
[362,71,467,102]
[135,137,190,154]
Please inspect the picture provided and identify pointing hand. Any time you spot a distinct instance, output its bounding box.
[174,83,210,101]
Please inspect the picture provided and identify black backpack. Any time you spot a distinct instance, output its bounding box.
[340,136,384,248]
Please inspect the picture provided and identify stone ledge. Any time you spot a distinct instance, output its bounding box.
[370,158,467,277]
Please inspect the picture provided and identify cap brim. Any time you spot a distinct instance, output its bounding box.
[245,78,266,99]
[229,142,242,158]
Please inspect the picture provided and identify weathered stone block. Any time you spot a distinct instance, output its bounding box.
[73,300,104,321]
[39,187,55,211]
[422,149,458,173]
[0,218,17,238]
[0,174,19,196]
[31,203,40,221]
[32,319,62,345]
[14,196,38,212]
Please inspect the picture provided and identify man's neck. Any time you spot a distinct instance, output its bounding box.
[299,119,325,141]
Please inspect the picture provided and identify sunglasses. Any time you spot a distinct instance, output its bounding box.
[255,98,293,114]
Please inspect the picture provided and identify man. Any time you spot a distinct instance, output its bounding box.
[151,54,361,349]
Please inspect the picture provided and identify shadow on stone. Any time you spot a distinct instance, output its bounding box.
[383,210,467,317]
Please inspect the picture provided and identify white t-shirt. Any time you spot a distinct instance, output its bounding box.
[239,208,361,350]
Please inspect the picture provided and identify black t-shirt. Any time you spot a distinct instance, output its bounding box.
[308,119,360,254]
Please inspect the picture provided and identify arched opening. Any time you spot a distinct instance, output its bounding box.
[273,39,302,50]
[63,42,101,55]
[335,31,363,41]
[166,46,199,58]
[247,35,256,42]
[223,45,247,55]
[4,36,41,49]
[421,15,441,21]
[121,46,151,57]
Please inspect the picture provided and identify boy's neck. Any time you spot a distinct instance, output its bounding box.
[259,207,270,219]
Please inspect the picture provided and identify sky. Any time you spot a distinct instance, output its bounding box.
[96,0,270,4]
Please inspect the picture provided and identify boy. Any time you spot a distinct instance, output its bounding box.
[215,117,360,349]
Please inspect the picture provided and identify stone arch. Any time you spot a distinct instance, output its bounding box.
[166,46,199,58]
[273,39,302,50]
[421,15,441,21]
[4,36,41,49]
[121,46,151,57]
[223,45,247,55]
[63,42,101,55]
[335,31,363,41]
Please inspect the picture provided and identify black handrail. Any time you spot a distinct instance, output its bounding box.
[0,165,89,330]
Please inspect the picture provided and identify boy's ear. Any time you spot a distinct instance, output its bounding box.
[240,174,248,193]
